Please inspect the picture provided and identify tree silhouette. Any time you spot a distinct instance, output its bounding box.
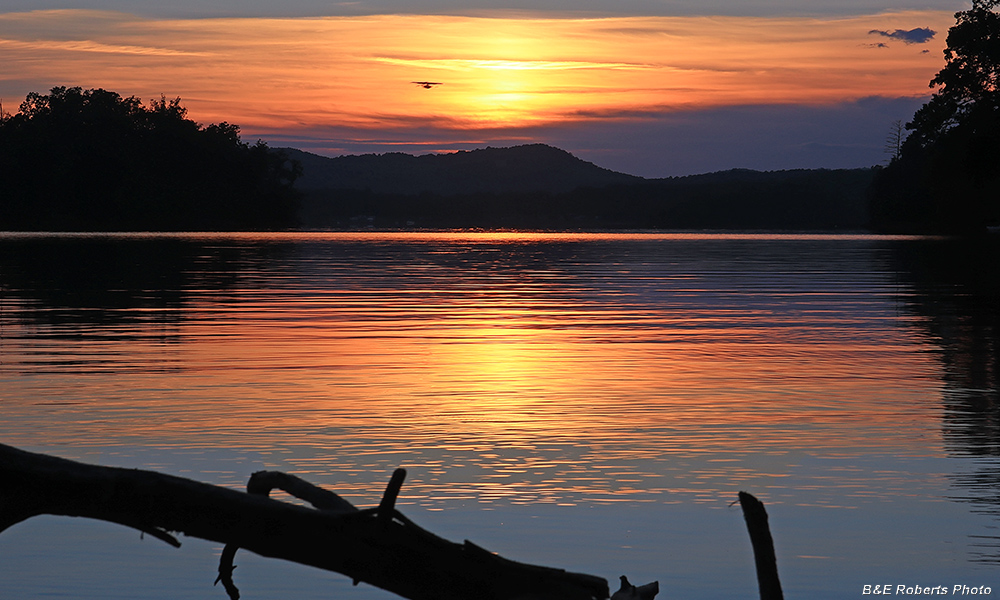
[869,0,1000,233]
[884,119,905,164]
[0,86,301,231]
[909,0,1000,148]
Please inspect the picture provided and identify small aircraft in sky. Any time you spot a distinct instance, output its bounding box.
[412,81,443,89]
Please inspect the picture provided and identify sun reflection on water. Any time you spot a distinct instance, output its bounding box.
[0,231,959,516]
[2,231,999,600]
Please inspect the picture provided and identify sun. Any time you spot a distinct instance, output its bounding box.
[458,60,565,126]
[379,55,641,128]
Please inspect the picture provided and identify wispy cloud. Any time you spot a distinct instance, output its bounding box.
[0,38,208,56]
[0,9,953,139]
[868,27,936,44]
[372,57,649,72]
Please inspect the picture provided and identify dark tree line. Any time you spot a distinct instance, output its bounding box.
[299,168,874,230]
[870,0,1000,234]
[0,87,301,231]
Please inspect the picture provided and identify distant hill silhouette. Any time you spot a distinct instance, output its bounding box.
[290,145,875,230]
[283,144,642,195]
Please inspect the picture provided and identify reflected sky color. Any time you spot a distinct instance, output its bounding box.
[3,232,999,599]
[0,9,954,173]
[0,232,958,508]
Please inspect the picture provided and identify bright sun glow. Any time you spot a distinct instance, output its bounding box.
[0,9,953,135]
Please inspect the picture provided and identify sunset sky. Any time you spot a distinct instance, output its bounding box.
[0,1,965,176]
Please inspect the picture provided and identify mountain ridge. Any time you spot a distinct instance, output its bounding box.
[288,143,876,231]
[282,143,644,196]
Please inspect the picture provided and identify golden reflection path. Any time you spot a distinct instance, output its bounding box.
[0,232,950,513]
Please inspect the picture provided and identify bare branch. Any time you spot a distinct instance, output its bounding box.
[0,443,610,600]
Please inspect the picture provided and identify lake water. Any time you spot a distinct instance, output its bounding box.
[1,231,998,599]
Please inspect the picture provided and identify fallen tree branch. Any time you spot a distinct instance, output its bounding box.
[216,468,373,599]
[0,443,611,600]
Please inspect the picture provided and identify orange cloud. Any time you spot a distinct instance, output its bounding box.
[0,9,953,137]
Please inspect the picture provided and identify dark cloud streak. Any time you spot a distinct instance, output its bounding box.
[868,27,936,44]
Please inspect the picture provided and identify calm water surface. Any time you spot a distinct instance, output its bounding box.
[1,231,998,599]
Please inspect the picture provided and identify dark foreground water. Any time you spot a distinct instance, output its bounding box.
[1,232,998,599]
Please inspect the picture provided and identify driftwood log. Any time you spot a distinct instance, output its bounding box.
[0,443,779,599]
[0,443,613,599]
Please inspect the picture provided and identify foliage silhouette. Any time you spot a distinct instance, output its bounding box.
[870,0,1000,233]
[0,87,301,231]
